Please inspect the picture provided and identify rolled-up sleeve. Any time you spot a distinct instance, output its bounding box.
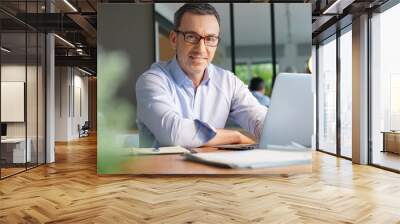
[228,76,268,139]
[136,73,217,148]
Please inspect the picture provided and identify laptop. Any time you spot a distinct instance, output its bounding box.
[217,73,314,150]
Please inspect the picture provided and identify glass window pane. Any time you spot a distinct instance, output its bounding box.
[234,3,272,95]
[274,4,311,74]
[210,4,231,71]
[371,4,400,171]
[26,0,40,169]
[318,36,337,154]
[1,29,28,177]
[1,1,46,178]
[27,31,38,169]
[340,28,352,158]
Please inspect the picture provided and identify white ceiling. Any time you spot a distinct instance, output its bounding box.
[155,3,311,46]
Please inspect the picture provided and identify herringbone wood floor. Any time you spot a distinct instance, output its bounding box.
[1,134,400,224]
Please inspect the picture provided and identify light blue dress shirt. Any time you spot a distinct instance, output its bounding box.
[251,91,271,107]
[136,58,268,148]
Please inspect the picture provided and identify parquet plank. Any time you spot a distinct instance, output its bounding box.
[1,135,400,223]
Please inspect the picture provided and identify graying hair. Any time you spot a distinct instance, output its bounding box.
[174,3,220,30]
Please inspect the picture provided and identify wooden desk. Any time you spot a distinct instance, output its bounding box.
[120,147,312,175]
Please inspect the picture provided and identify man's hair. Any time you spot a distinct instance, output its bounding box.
[174,3,220,30]
[249,77,265,91]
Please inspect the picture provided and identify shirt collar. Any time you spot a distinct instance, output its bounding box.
[169,57,213,87]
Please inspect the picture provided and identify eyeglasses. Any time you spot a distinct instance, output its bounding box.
[175,30,220,47]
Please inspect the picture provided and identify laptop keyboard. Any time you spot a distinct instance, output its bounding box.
[217,144,258,150]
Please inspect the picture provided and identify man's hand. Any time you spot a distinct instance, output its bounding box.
[203,129,256,147]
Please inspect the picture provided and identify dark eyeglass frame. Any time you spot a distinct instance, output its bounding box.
[174,30,220,47]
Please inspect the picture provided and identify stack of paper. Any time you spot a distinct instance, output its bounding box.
[184,149,311,169]
[130,146,190,155]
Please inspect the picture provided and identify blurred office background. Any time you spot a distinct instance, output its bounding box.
[97,3,311,173]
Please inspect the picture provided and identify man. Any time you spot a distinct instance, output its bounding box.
[136,3,267,148]
[249,77,271,107]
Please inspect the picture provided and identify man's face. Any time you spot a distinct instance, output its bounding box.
[170,12,220,76]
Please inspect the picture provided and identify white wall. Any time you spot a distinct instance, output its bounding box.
[55,67,89,141]
[1,63,46,164]
[1,65,39,137]
[55,67,69,141]
[1,66,26,136]
[72,73,89,138]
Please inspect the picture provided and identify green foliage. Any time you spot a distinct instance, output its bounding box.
[235,64,250,84]
[97,50,135,174]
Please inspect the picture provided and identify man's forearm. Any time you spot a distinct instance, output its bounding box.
[202,129,255,147]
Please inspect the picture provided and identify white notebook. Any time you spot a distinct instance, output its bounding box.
[184,149,311,169]
[130,146,190,155]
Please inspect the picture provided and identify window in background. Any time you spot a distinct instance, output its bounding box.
[1,21,28,177]
[233,3,273,95]
[157,31,174,62]
[339,27,352,158]
[154,5,175,63]
[274,4,311,74]
[317,35,337,154]
[210,4,231,71]
[390,75,400,130]
[0,0,46,179]
[154,3,183,62]
[27,30,39,169]
[371,3,400,171]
